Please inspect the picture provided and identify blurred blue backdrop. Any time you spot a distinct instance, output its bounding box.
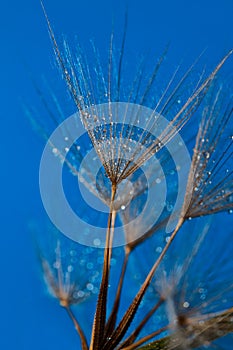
[1,0,232,349]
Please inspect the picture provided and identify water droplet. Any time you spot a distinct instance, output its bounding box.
[70,250,77,257]
[93,238,101,246]
[203,151,210,159]
[67,265,73,273]
[166,203,173,212]
[86,283,94,291]
[53,261,60,269]
[87,262,93,270]
[77,290,85,298]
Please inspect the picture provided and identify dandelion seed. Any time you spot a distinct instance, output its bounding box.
[182,83,233,219]
[43,5,232,193]
[40,240,91,307]
[154,219,233,349]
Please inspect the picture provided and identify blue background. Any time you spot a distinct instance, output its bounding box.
[1,0,233,349]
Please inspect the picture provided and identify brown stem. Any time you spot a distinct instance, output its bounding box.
[119,298,164,349]
[139,307,233,350]
[105,248,131,338]
[90,184,117,350]
[122,326,168,350]
[65,306,89,350]
[102,218,184,350]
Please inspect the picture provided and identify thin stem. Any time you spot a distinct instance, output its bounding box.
[105,248,131,338]
[119,298,164,349]
[102,218,184,350]
[65,306,89,350]
[90,183,117,350]
[122,326,168,350]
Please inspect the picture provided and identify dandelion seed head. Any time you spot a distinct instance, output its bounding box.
[183,82,233,219]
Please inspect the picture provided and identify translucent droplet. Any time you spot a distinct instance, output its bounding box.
[166,203,173,212]
[70,250,77,257]
[93,238,101,246]
[87,262,93,269]
[53,261,61,269]
[86,283,94,291]
[77,290,85,298]
[67,265,73,273]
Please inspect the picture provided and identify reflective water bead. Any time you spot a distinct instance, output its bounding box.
[93,238,101,246]
[53,261,61,269]
[52,147,58,154]
[86,283,94,291]
[67,265,73,273]
[87,262,94,270]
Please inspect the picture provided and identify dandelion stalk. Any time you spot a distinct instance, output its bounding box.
[105,246,131,338]
[122,326,168,350]
[65,306,89,350]
[102,218,184,350]
[90,184,117,350]
[137,306,233,349]
[119,298,165,349]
